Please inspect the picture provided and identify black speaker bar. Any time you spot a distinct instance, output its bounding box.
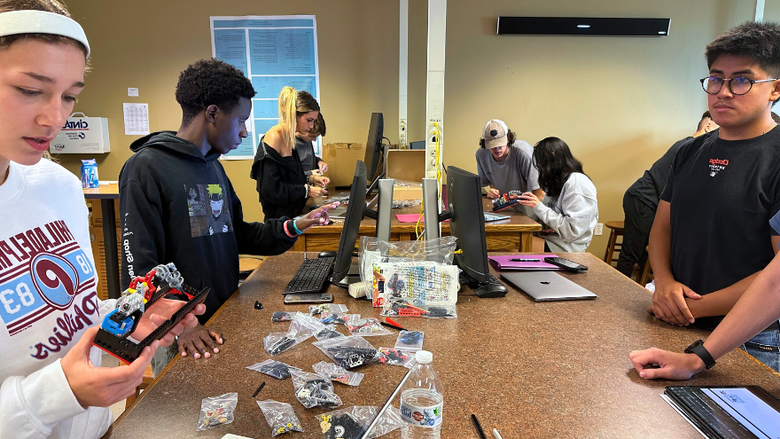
[497,17,670,36]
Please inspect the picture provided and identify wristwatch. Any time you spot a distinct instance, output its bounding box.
[684,339,716,370]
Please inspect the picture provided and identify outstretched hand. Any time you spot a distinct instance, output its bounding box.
[629,347,705,380]
[176,324,224,359]
[297,202,339,230]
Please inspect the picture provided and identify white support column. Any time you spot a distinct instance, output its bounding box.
[425,0,446,179]
[399,0,409,148]
[755,0,766,22]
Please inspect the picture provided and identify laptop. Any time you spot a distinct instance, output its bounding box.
[500,271,597,302]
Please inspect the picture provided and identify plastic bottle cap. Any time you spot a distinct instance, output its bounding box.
[415,350,433,364]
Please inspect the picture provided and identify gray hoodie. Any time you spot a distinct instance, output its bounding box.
[532,173,598,252]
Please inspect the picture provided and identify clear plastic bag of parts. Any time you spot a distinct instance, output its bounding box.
[271,311,295,322]
[256,399,304,436]
[290,369,342,409]
[315,324,346,341]
[313,336,378,369]
[319,310,350,325]
[246,359,301,380]
[312,361,364,386]
[394,330,424,351]
[373,261,459,318]
[358,236,458,287]
[196,392,238,431]
[374,347,418,368]
[345,315,393,337]
[315,406,405,439]
[309,303,349,316]
[264,312,325,356]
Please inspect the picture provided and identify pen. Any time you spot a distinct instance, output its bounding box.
[493,428,504,439]
[471,414,487,439]
[510,258,540,262]
[252,381,266,398]
[380,321,406,331]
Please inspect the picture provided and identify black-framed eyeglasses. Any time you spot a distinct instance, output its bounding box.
[700,76,778,95]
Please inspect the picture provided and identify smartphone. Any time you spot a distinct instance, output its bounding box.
[283,292,333,304]
[544,257,588,272]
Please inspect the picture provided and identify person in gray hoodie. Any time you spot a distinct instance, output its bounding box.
[515,137,598,252]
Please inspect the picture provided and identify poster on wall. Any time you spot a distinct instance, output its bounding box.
[210,15,321,160]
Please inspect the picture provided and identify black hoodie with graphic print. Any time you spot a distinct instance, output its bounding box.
[120,131,296,323]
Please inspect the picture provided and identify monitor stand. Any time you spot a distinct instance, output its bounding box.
[336,264,362,287]
[458,271,508,298]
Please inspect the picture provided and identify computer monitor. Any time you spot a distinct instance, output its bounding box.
[444,166,507,298]
[364,113,386,194]
[331,161,394,286]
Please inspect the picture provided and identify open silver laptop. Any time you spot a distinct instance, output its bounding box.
[500,271,597,302]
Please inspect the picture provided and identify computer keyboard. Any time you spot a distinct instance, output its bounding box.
[283,257,335,295]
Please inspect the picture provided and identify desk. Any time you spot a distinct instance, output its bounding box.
[295,198,541,252]
[83,183,120,300]
[106,252,780,438]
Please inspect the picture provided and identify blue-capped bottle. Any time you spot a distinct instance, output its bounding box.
[400,350,443,439]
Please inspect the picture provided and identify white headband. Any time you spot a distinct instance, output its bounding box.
[0,10,90,57]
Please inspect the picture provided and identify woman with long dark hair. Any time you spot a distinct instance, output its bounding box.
[516,137,598,252]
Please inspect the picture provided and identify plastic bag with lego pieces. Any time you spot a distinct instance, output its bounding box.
[312,361,364,386]
[264,312,325,355]
[374,347,418,368]
[290,369,342,409]
[394,330,424,351]
[196,392,237,431]
[319,311,348,325]
[271,311,295,322]
[313,336,378,370]
[375,262,458,318]
[309,303,349,316]
[345,315,392,337]
[315,406,404,439]
[246,359,301,380]
[256,399,303,436]
[315,324,346,341]
[359,236,382,285]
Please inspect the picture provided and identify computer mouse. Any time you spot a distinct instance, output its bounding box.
[474,283,508,298]
[318,251,337,258]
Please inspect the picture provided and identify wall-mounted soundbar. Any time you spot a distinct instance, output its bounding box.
[497,17,671,36]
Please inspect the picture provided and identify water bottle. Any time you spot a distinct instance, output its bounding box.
[400,350,443,439]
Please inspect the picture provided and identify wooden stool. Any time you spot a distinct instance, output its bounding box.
[603,221,625,266]
[639,246,653,285]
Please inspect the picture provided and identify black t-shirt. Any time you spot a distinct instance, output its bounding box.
[627,137,692,209]
[661,127,780,328]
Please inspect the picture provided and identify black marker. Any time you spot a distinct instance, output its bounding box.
[471,414,487,439]
[252,381,266,398]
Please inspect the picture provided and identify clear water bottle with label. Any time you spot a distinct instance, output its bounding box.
[400,350,443,439]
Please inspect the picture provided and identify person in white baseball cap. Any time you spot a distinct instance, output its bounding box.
[0,1,204,437]
[475,119,544,212]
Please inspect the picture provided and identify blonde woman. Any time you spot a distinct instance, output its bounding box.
[251,87,329,218]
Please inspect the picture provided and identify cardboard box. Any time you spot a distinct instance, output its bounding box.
[323,143,366,188]
[386,149,425,200]
[50,112,110,154]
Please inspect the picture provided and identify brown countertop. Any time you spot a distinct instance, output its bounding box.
[106,252,780,438]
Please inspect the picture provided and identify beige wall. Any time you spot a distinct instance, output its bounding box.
[60,0,762,256]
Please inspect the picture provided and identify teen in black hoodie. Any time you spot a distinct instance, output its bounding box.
[120,60,334,370]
